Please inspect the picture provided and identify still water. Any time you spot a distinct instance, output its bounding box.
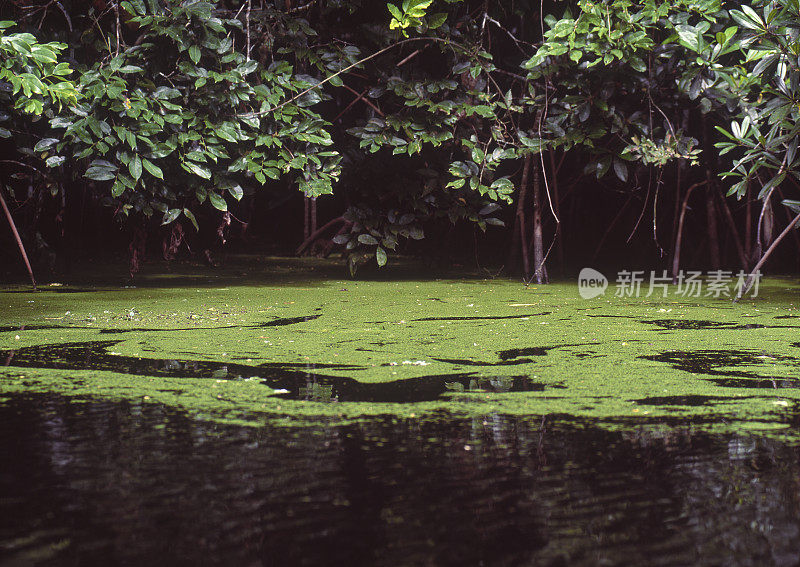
[2,272,800,565]
[2,393,799,566]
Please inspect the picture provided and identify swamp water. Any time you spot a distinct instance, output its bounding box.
[1,259,800,565]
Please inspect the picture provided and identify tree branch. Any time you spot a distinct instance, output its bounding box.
[295,216,349,255]
[734,210,800,302]
[0,187,36,290]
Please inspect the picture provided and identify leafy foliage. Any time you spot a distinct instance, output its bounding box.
[0,20,79,118]
[712,0,800,213]
[2,0,799,277]
[50,1,341,228]
[522,0,719,179]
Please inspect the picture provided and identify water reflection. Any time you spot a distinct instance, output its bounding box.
[0,342,558,402]
[1,394,798,566]
[642,349,800,388]
[639,319,800,330]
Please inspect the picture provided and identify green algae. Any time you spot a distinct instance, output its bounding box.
[1,261,799,437]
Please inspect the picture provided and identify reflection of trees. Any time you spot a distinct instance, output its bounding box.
[1,395,799,566]
[667,434,800,565]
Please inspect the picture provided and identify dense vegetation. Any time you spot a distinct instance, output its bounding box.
[1,0,799,282]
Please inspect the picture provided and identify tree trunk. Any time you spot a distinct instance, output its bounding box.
[716,186,748,270]
[735,211,800,301]
[303,196,310,240]
[548,150,564,275]
[705,171,721,270]
[0,187,36,289]
[295,216,349,255]
[508,155,531,277]
[671,181,705,280]
[311,197,318,235]
[744,183,753,266]
[777,188,800,265]
[531,161,547,283]
[669,110,690,269]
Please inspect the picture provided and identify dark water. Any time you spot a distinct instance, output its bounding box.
[639,318,800,331]
[1,394,799,566]
[0,342,558,403]
[641,350,800,388]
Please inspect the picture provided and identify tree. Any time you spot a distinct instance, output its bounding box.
[1,0,798,281]
[713,0,800,293]
[0,20,80,287]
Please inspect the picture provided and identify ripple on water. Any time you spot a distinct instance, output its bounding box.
[1,394,798,566]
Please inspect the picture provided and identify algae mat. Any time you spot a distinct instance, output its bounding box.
[1,264,799,436]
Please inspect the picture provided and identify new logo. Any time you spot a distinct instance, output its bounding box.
[578,267,608,299]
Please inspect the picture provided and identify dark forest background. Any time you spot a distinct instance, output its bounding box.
[1,0,799,282]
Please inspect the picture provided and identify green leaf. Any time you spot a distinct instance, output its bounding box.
[629,57,647,72]
[490,178,514,194]
[406,0,432,17]
[34,138,59,152]
[675,24,700,52]
[358,233,379,245]
[184,161,211,179]
[183,208,199,230]
[161,208,181,225]
[189,45,201,64]
[730,9,762,30]
[758,172,785,199]
[208,192,228,211]
[408,226,424,240]
[427,12,447,29]
[129,154,142,180]
[111,180,125,197]
[142,158,163,179]
[782,199,800,213]
[216,123,238,142]
[741,5,765,27]
[613,159,628,183]
[375,246,387,267]
[387,3,403,21]
[595,157,611,178]
[227,185,243,201]
[238,59,258,75]
[85,163,118,181]
[118,65,143,74]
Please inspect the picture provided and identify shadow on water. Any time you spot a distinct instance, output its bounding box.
[1,394,799,566]
[364,312,550,325]
[641,350,800,388]
[0,325,64,332]
[411,312,551,322]
[634,395,757,407]
[434,343,592,367]
[640,319,800,331]
[0,315,322,335]
[1,341,559,403]
[99,314,323,334]
[582,316,798,332]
